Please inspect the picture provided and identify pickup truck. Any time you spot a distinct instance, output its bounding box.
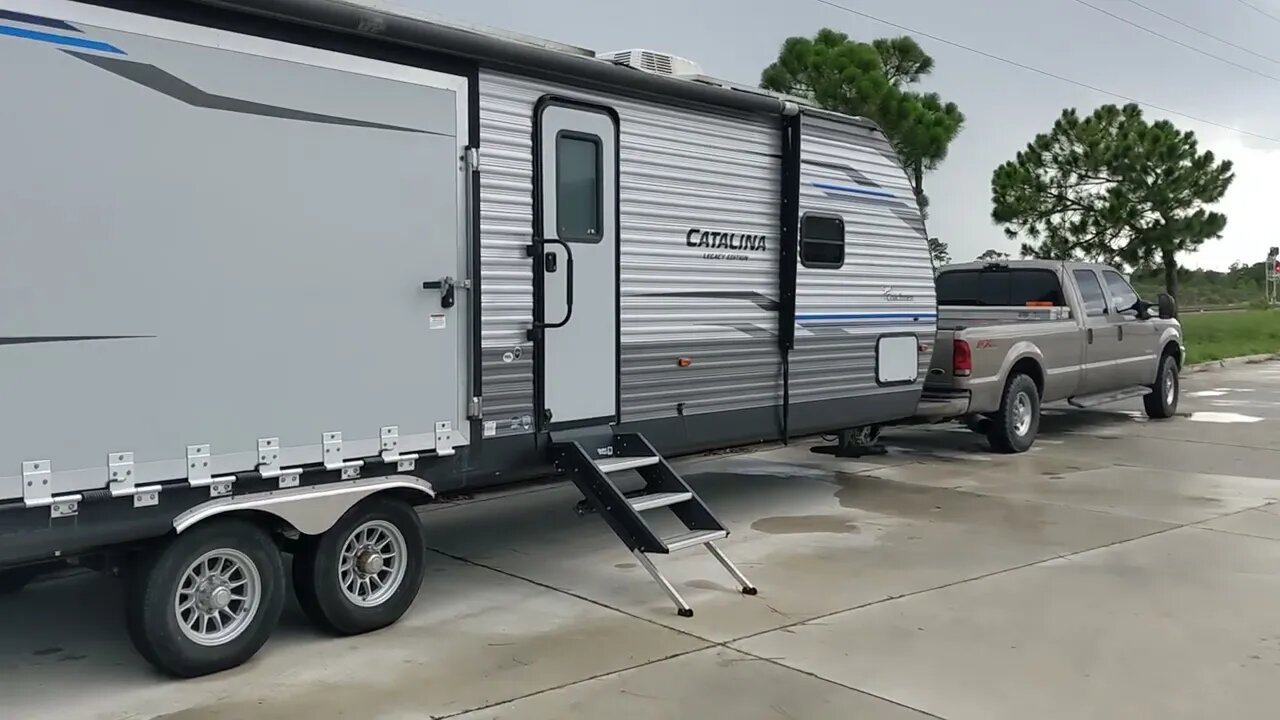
[915,260,1184,453]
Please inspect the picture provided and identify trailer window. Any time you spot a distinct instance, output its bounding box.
[935,269,1064,306]
[800,214,845,269]
[1073,270,1108,316]
[555,132,602,243]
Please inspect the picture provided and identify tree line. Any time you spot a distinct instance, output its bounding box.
[762,29,1237,299]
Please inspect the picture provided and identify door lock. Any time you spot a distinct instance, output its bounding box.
[544,252,558,273]
[422,276,456,309]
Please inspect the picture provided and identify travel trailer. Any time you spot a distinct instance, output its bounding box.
[0,0,936,676]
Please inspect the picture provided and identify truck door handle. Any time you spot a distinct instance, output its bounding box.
[1087,328,1093,344]
[1117,326,1124,341]
[421,276,456,309]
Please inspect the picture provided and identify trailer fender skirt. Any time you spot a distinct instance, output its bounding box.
[172,476,435,536]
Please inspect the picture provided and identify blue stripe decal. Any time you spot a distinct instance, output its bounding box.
[0,9,80,31]
[0,24,124,53]
[811,181,899,200]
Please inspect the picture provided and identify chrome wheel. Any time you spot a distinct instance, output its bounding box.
[1163,365,1177,405]
[1012,391,1033,437]
[338,520,407,608]
[175,549,261,647]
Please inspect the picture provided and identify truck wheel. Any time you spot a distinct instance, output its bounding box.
[1144,354,1179,419]
[988,373,1040,454]
[125,519,285,678]
[292,497,425,636]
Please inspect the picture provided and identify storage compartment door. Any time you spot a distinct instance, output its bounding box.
[0,8,469,499]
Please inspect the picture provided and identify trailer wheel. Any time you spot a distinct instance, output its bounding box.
[125,519,285,678]
[987,373,1040,454]
[292,497,425,636]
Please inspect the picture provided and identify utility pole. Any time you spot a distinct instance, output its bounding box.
[1268,246,1279,307]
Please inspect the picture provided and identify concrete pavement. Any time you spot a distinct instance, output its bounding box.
[2,360,1278,719]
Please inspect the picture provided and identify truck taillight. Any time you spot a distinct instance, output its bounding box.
[953,339,972,377]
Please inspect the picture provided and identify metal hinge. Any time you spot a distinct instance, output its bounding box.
[323,431,362,479]
[22,461,82,517]
[435,421,456,457]
[468,396,483,420]
[465,146,479,171]
[105,451,160,508]
[379,426,417,472]
[255,437,302,488]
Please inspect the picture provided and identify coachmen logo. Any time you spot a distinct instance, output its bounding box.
[686,228,767,262]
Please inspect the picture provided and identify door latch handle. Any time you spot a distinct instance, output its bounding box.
[1117,326,1124,341]
[422,276,456,309]
[1087,328,1094,344]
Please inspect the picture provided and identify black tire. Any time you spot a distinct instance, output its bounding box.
[125,519,285,678]
[292,497,425,636]
[1144,353,1180,419]
[987,373,1040,454]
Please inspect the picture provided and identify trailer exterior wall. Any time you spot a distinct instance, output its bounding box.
[793,115,937,400]
[0,1,472,500]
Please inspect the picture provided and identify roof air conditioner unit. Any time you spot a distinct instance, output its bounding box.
[600,49,704,77]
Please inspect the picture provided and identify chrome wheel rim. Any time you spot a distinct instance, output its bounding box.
[175,549,260,647]
[339,520,407,608]
[1164,366,1177,405]
[1012,391,1033,437]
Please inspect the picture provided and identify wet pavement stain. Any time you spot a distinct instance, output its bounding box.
[752,514,861,535]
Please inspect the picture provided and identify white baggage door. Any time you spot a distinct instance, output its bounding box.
[534,100,620,430]
[0,5,470,498]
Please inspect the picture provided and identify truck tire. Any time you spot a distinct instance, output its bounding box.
[987,373,1040,454]
[125,519,285,678]
[292,497,425,636]
[1144,353,1180,419]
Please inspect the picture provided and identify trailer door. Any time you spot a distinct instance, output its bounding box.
[534,100,619,429]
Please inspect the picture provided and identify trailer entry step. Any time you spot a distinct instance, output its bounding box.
[595,455,661,474]
[629,491,693,512]
[552,431,757,617]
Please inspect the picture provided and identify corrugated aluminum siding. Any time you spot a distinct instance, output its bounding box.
[477,73,934,433]
[478,72,782,427]
[794,115,937,401]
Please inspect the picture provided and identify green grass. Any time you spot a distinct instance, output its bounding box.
[1179,309,1280,365]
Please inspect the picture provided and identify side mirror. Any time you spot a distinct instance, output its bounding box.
[1157,293,1177,320]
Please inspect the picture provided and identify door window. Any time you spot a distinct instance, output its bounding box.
[800,213,845,269]
[1073,270,1108,316]
[1102,270,1139,314]
[555,131,602,242]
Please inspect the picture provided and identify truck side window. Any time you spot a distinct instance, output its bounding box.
[799,214,845,269]
[1102,270,1138,313]
[1073,270,1108,316]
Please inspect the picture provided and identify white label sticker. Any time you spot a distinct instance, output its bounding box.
[429,314,446,330]
[483,421,497,437]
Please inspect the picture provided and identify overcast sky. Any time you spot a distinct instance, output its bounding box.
[400,0,1280,270]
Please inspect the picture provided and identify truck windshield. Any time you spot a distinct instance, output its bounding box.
[936,268,1065,307]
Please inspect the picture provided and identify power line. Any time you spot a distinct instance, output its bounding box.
[1067,0,1280,85]
[1120,0,1280,67]
[806,0,1280,145]
[1233,0,1280,26]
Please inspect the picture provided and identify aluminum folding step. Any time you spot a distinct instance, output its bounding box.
[551,431,757,618]
[628,491,692,512]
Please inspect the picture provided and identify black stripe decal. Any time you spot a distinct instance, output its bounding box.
[0,9,80,32]
[802,158,884,188]
[64,51,440,135]
[641,290,779,312]
[0,335,154,346]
